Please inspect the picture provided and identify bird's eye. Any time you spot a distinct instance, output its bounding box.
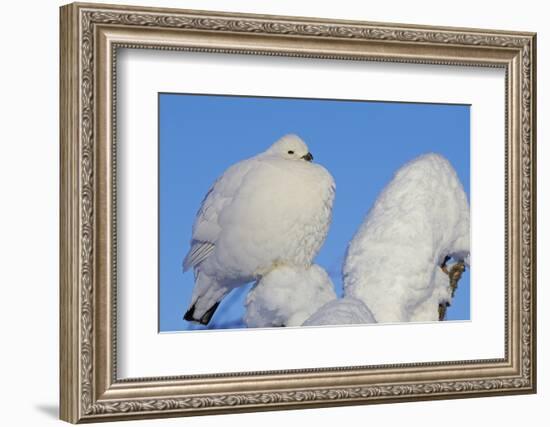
[287,150,294,155]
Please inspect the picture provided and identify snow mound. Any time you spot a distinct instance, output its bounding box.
[302,297,376,326]
[244,264,336,328]
[409,267,452,321]
[343,153,470,323]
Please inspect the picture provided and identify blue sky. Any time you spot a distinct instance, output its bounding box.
[159,93,470,332]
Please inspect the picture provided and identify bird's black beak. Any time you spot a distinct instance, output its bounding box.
[301,152,313,162]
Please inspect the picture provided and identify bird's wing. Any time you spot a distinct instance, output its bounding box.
[182,157,257,271]
[182,240,215,271]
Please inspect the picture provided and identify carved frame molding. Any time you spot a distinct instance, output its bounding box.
[60,2,536,423]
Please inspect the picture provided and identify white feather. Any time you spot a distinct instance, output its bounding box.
[182,241,215,271]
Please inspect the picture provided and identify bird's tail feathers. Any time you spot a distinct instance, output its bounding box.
[184,272,230,326]
[184,301,220,325]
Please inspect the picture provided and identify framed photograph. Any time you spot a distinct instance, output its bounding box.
[60,2,537,423]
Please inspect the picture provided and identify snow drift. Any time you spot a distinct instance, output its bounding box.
[343,153,470,323]
[244,264,336,327]
[302,297,376,326]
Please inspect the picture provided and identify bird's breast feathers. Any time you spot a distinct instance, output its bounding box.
[193,156,335,279]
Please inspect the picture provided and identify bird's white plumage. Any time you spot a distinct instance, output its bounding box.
[343,153,470,323]
[244,264,337,328]
[183,134,335,322]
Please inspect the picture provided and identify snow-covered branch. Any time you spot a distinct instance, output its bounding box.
[244,264,336,327]
[302,297,376,326]
[342,153,470,323]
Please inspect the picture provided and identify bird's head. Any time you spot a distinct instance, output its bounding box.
[264,134,314,162]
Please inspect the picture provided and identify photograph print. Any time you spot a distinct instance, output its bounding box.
[159,93,470,332]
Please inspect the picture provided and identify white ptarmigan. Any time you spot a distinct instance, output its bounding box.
[182,134,335,325]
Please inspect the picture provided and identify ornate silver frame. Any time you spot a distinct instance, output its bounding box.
[60,2,537,423]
